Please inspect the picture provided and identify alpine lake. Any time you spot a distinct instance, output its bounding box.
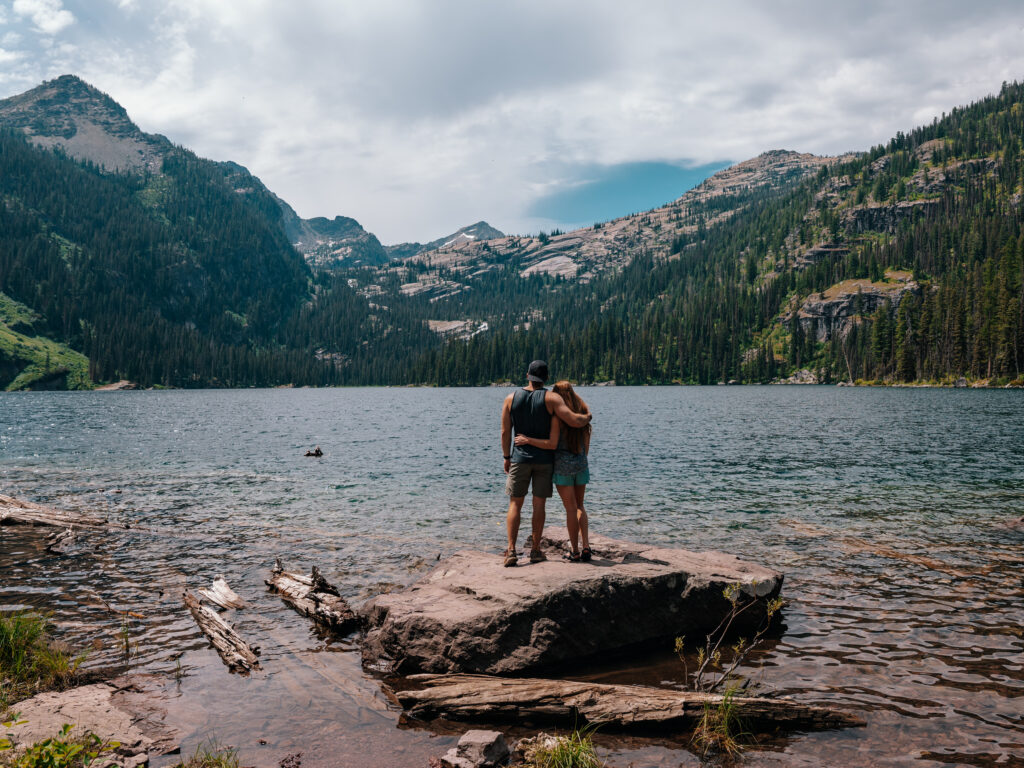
[1,386,1021,767]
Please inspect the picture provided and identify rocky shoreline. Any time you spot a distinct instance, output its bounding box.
[1,497,866,768]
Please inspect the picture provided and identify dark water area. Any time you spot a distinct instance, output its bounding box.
[1,387,1022,767]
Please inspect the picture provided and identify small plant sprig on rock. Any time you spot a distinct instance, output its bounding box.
[674,582,786,761]
[675,581,785,694]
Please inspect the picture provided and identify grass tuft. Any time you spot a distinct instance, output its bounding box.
[170,741,240,768]
[0,612,84,713]
[691,685,748,760]
[527,729,603,768]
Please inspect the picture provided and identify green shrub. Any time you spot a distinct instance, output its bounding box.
[1,723,118,768]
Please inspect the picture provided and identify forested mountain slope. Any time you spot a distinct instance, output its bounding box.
[370,81,1024,386]
[1,75,1021,388]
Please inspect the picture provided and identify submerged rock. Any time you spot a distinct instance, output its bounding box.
[360,529,782,675]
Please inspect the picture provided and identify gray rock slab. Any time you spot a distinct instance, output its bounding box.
[4,676,178,768]
[361,528,783,675]
[440,729,509,768]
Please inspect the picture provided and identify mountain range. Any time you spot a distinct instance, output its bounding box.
[0,74,1021,389]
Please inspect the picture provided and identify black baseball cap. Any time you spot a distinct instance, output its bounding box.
[527,360,549,383]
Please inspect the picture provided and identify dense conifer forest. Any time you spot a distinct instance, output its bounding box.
[1,81,1022,389]
[375,81,1024,386]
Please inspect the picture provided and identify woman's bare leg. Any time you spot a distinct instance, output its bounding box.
[556,484,580,552]
[575,485,590,550]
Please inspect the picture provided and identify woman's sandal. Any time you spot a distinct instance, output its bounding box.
[562,550,581,563]
[580,547,593,562]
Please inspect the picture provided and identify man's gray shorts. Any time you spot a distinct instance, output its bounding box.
[505,462,554,498]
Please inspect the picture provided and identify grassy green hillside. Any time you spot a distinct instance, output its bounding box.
[0,292,90,390]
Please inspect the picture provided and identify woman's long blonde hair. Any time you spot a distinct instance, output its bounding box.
[552,380,590,453]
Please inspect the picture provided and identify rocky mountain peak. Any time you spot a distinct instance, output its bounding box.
[0,74,170,172]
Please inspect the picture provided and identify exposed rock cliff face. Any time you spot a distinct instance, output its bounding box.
[0,75,389,270]
[842,199,941,233]
[360,528,782,675]
[0,75,170,172]
[386,151,838,295]
[791,272,921,341]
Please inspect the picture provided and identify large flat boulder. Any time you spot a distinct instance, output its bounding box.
[4,676,178,768]
[360,529,783,675]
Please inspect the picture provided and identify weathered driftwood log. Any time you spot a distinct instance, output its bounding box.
[198,576,246,610]
[394,674,864,733]
[183,591,260,672]
[265,558,360,634]
[0,494,107,528]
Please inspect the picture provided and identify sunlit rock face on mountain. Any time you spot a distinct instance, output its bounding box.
[0,74,171,172]
[390,150,835,290]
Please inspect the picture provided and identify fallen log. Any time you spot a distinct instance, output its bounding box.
[0,494,108,528]
[394,674,864,733]
[265,558,360,634]
[183,591,260,672]
[198,576,246,610]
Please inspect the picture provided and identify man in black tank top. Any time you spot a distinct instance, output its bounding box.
[500,360,593,567]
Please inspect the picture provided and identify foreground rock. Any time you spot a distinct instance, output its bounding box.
[398,674,863,733]
[4,676,178,768]
[438,730,510,768]
[361,529,782,675]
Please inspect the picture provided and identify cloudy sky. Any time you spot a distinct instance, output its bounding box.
[1,1,1023,242]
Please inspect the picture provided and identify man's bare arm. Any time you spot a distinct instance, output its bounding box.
[547,391,592,428]
[501,395,514,471]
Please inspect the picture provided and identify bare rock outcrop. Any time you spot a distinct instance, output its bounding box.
[3,676,178,768]
[792,274,921,342]
[842,199,941,233]
[360,529,782,675]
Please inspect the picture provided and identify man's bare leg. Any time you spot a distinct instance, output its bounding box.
[556,484,580,553]
[530,495,547,561]
[506,496,525,565]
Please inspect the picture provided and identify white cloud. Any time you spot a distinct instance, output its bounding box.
[12,0,74,35]
[2,1,1024,240]
[0,47,24,63]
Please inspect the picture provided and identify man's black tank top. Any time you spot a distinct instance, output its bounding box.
[510,388,554,464]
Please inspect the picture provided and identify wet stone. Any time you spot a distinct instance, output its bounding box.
[440,730,509,768]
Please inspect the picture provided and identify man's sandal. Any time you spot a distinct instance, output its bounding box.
[529,548,547,563]
[503,549,519,567]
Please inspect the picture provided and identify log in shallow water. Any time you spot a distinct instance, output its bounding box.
[265,558,360,634]
[183,590,260,672]
[0,494,108,528]
[394,674,864,732]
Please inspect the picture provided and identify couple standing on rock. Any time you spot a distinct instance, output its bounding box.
[500,360,594,567]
